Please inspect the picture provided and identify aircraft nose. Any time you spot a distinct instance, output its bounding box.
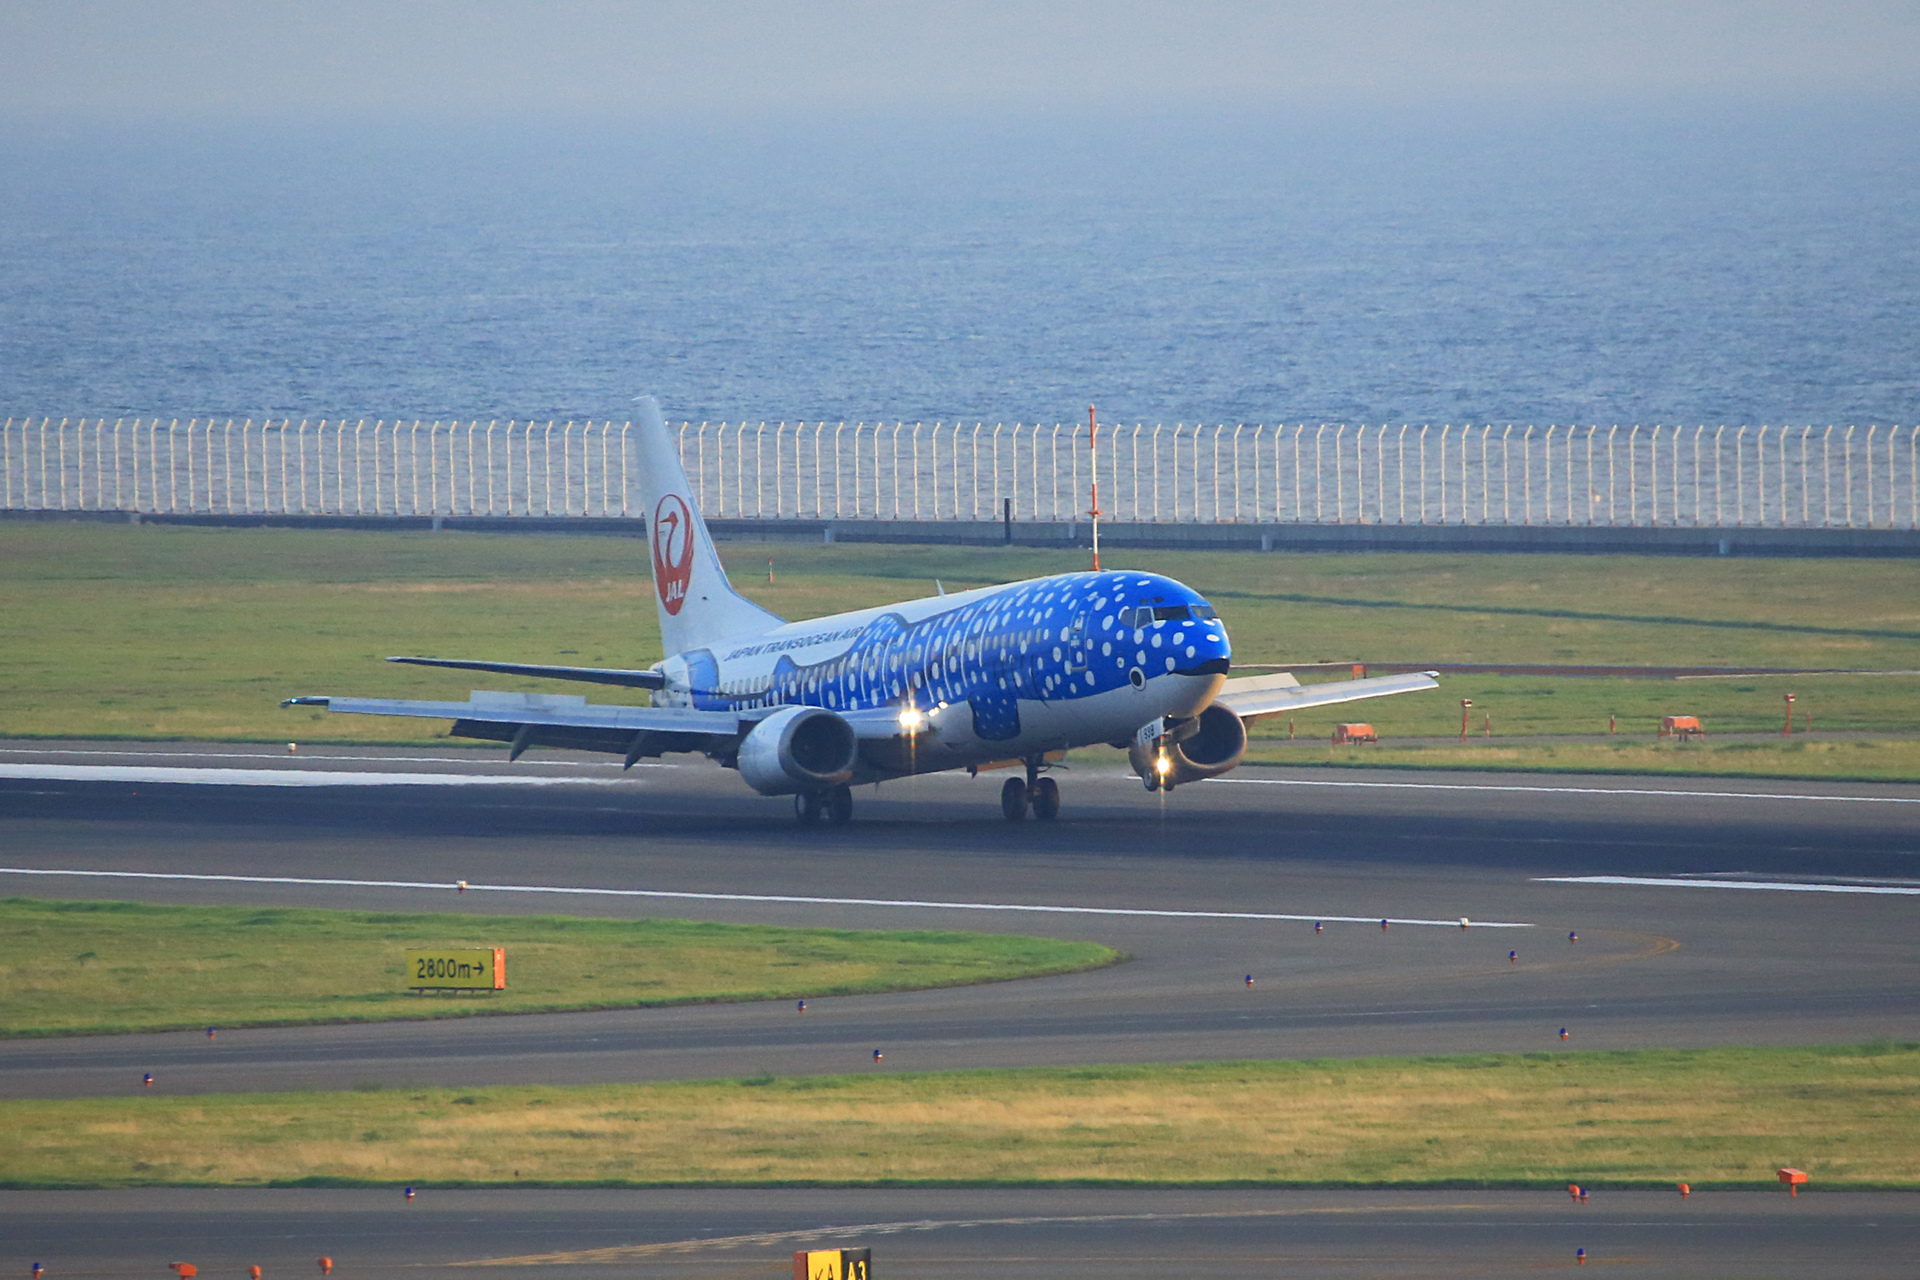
[1172,614,1232,676]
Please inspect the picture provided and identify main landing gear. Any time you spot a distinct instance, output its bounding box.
[794,784,854,826]
[999,757,1060,822]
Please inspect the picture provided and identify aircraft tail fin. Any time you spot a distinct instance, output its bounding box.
[632,396,784,655]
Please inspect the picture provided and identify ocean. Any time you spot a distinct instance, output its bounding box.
[2,102,1916,426]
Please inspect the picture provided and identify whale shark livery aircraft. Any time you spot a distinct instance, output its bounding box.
[286,397,1439,823]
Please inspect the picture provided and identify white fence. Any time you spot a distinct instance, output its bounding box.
[3,417,1916,529]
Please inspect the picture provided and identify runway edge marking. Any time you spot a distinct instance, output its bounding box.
[1539,875,1920,897]
[1212,777,1920,804]
[0,867,1534,928]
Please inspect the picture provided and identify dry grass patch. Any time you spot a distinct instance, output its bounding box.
[7,1045,1917,1188]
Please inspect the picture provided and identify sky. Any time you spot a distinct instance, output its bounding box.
[3,1,1917,127]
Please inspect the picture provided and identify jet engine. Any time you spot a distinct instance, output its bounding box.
[1128,702,1247,790]
[736,704,859,795]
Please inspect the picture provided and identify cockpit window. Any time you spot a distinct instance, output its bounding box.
[1151,605,1191,623]
[1192,604,1219,621]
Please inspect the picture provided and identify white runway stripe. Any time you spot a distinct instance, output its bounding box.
[1214,776,1920,804]
[1538,875,1920,896]
[0,867,1535,928]
[0,763,626,788]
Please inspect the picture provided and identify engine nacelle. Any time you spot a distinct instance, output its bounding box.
[736,704,859,796]
[1128,702,1248,789]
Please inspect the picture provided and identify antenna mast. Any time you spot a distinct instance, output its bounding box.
[1088,404,1101,572]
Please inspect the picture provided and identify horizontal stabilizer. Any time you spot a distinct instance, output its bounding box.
[386,656,667,690]
[1213,670,1439,722]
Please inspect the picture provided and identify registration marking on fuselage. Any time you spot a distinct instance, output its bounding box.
[1537,875,1920,897]
[0,867,1534,928]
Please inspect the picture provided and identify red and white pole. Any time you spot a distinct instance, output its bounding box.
[1088,404,1102,572]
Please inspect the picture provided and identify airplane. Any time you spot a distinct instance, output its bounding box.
[285,397,1439,823]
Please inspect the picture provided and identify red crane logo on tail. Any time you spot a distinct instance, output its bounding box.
[651,494,694,616]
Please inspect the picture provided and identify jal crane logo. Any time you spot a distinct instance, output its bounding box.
[651,493,695,615]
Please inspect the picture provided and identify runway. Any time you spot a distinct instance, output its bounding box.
[2,740,1916,1098]
[2,741,1917,1276]
[5,1187,1918,1280]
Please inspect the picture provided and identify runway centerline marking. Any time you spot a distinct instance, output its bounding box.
[1212,776,1920,804]
[1539,875,1920,897]
[0,763,629,788]
[0,867,1534,928]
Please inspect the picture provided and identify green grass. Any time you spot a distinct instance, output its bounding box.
[6,1043,1916,1189]
[0,898,1116,1037]
[3,523,1918,776]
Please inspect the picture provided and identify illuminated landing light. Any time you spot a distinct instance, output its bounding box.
[898,707,926,732]
[1154,753,1172,777]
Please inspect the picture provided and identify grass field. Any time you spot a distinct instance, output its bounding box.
[3,522,1918,776]
[0,898,1116,1037]
[6,1043,1915,1189]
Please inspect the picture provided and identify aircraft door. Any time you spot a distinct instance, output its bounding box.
[1067,612,1089,673]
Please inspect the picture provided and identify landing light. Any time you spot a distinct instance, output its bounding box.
[898,707,926,732]
[1154,753,1172,776]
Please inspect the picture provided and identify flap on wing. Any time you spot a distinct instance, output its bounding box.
[284,689,741,736]
[1214,671,1439,722]
[386,656,667,690]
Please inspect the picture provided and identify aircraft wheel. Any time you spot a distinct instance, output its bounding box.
[1000,776,1028,821]
[794,790,823,825]
[1030,775,1060,820]
[1141,772,1161,792]
[825,784,854,826]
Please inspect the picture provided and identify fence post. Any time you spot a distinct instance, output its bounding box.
[1734,425,1745,525]
[1391,425,1402,523]
[1373,424,1385,523]
[1326,424,1340,523]
[1414,425,1426,523]
[1648,425,1659,524]
[1209,425,1221,521]
[887,422,899,519]
[1626,425,1637,525]
[1307,425,1320,522]
[1163,425,1176,521]
[1844,424,1856,526]
[1779,424,1790,527]
[1868,425,1880,528]
[1182,420,1198,521]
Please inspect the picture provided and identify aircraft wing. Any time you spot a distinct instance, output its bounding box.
[385,656,668,690]
[1213,670,1439,723]
[282,690,742,763]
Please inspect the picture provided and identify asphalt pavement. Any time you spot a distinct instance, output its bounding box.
[2,741,1916,1276]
